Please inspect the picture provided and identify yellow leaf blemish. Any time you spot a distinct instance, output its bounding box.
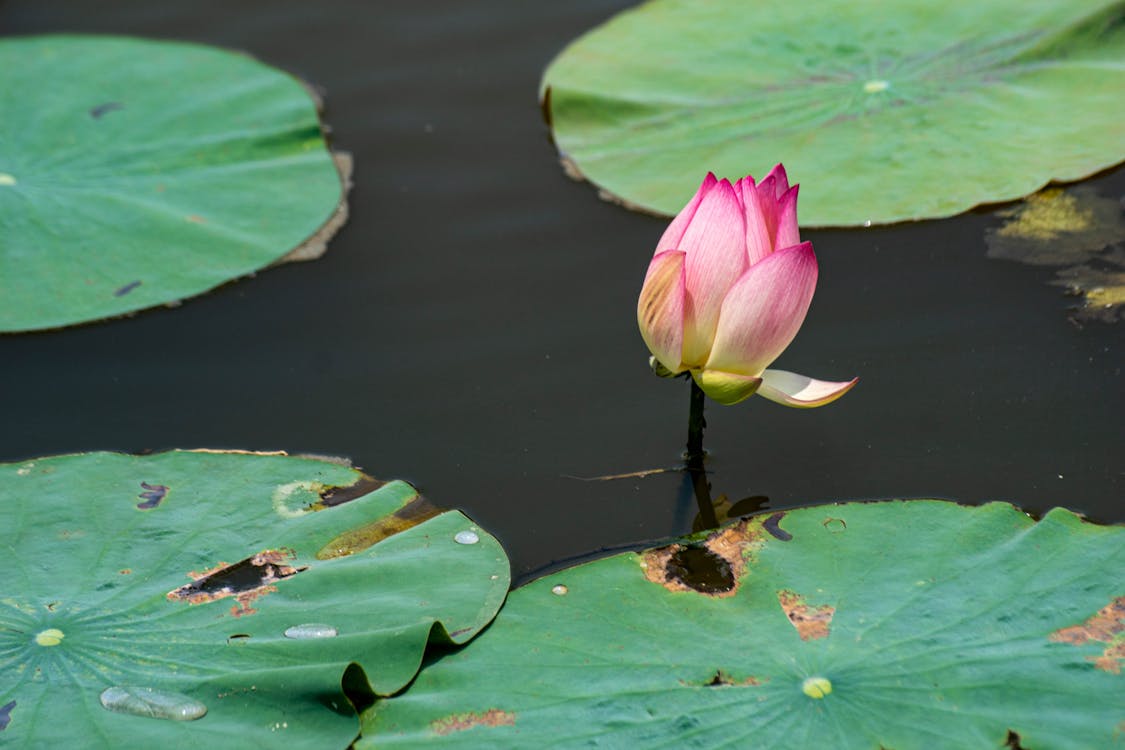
[802,676,832,699]
[35,628,65,647]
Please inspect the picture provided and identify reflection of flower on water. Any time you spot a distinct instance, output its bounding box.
[691,492,771,533]
[985,187,1125,323]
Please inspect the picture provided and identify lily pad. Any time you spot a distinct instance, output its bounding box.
[0,35,347,332]
[0,451,509,748]
[360,501,1123,748]
[541,0,1125,225]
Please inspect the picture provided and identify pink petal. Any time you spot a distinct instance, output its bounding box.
[733,174,757,195]
[657,173,718,253]
[692,369,762,406]
[740,178,775,266]
[757,370,858,408]
[678,179,749,365]
[637,250,686,373]
[763,163,790,197]
[774,184,801,250]
[703,242,818,376]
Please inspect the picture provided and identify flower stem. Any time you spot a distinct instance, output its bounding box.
[685,378,718,528]
[685,378,706,469]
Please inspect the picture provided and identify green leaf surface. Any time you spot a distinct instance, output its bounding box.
[0,451,509,748]
[541,0,1125,225]
[0,35,346,332]
[361,501,1123,749]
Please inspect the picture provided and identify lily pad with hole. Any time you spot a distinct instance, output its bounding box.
[360,501,1123,749]
[0,35,347,332]
[0,450,509,748]
[541,0,1125,225]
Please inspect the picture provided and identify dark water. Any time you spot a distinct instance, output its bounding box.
[2,1,1122,581]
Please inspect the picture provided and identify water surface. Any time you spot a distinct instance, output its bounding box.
[2,0,1121,579]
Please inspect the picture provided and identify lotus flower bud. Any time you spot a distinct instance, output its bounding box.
[637,167,856,406]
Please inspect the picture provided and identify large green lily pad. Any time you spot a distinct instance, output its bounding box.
[0,35,346,332]
[361,501,1123,748]
[541,0,1125,225]
[0,451,509,748]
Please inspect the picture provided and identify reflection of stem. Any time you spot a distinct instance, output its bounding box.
[685,379,717,529]
[689,461,717,529]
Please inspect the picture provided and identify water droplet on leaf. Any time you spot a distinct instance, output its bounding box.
[454,530,480,545]
[99,686,207,721]
[551,584,569,596]
[284,623,338,639]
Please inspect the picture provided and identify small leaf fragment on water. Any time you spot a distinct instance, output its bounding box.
[986,187,1125,322]
[99,686,207,721]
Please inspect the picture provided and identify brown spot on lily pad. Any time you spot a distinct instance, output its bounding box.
[778,590,835,641]
[703,670,765,687]
[316,495,441,560]
[431,709,515,736]
[1049,596,1125,673]
[276,152,354,263]
[167,548,304,617]
[313,474,387,508]
[641,518,765,597]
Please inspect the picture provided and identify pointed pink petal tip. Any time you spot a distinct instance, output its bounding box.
[764,164,790,195]
[757,370,857,408]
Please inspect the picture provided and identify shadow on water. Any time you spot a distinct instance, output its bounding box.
[0,0,1122,578]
